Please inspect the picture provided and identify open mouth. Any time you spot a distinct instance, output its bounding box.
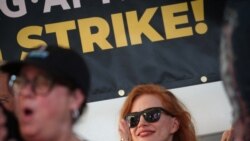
[23,108,34,116]
[19,107,35,123]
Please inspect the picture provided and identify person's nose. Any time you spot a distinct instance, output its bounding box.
[18,82,34,98]
[137,115,149,128]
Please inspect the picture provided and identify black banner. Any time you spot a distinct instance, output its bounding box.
[0,0,226,102]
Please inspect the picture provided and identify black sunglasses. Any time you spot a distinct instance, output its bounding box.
[125,107,173,128]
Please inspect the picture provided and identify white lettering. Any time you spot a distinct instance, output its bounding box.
[44,0,70,13]
[0,0,27,18]
[72,0,81,8]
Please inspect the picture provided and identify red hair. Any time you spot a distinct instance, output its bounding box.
[120,84,197,141]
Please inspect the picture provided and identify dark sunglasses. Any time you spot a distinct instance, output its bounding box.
[125,107,173,128]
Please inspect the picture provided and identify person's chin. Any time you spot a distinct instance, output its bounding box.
[20,124,39,139]
[136,133,156,141]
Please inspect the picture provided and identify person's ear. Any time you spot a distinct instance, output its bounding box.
[69,89,85,111]
[170,117,180,134]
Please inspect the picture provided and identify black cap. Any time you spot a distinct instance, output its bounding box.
[0,45,90,96]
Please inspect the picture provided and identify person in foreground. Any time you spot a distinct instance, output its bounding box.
[0,103,23,141]
[118,84,197,141]
[1,70,23,141]
[0,45,90,141]
[220,1,250,141]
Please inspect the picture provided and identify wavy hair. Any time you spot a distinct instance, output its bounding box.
[120,84,197,141]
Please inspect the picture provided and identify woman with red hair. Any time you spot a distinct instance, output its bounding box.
[119,84,197,141]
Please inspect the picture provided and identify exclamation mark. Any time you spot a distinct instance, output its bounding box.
[191,0,208,34]
[0,50,3,61]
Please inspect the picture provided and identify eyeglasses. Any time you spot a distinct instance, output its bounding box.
[125,107,173,128]
[8,74,53,96]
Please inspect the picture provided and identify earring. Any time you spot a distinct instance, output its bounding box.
[72,109,79,119]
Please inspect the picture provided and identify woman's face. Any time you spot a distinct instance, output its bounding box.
[14,65,75,140]
[129,94,179,141]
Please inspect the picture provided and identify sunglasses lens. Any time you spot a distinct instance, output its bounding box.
[126,115,139,128]
[144,109,161,122]
[125,108,166,128]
